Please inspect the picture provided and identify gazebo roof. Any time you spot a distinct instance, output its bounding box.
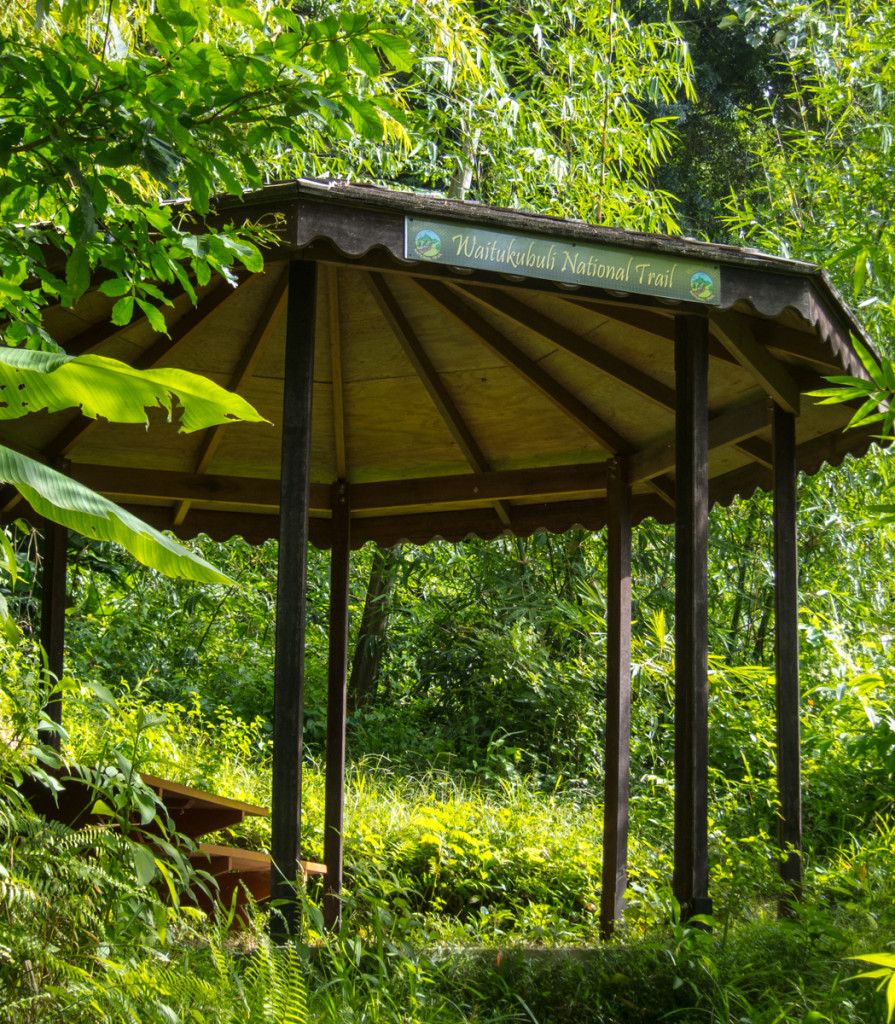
[4,179,877,548]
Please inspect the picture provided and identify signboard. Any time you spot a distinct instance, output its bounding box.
[405,217,720,305]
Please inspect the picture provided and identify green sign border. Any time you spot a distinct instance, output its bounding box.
[405,217,720,305]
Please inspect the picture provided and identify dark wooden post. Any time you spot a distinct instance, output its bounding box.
[39,520,67,750]
[271,260,317,940]
[323,480,351,931]
[673,314,712,923]
[773,403,802,908]
[601,457,632,939]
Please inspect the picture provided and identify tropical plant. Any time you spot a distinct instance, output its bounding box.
[851,952,895,1024]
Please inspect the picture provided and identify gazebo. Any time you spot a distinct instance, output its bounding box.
[7,180,878,938]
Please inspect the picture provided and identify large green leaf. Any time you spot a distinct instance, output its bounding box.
[0,348,267,432]
[0,447,232,585]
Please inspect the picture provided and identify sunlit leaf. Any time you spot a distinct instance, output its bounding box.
[0,348,267,432]
[0,447,233,585]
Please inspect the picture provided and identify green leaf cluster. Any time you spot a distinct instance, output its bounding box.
[0,0,413,341]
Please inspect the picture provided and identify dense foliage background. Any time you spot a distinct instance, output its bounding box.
[4,1,895,1022]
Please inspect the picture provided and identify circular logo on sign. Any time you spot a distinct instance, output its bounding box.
[689,271,714,302]
[414,228,442,260]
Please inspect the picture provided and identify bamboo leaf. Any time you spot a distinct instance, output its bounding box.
[847,397,884,428]
[853,954,895,969]
[0,593,20,643]
[853,337,886,388]
[0,529,17,588]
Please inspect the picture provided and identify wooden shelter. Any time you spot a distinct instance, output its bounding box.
[7,180,879,937]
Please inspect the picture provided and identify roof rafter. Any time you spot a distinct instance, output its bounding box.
[173,268,288,526]
[455,284,676,411]
[415,278,633,455]
[364,272,513,527]
[711,311,801,414]
[629,397,773,485]
[563,295,740,366]
[767,325,841,371]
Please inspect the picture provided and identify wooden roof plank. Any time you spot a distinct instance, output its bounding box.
[559,295,676,341]
[133,271,253,372]
[457,284,676,411]
[363,271,513,527]
[364,272,489,472]
[174,269,288,525]
[328,266,348,479]
[416,279,633,455]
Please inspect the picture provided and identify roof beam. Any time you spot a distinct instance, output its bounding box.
[710,311,801,414]
[68,460,612,512]
[630,397,773,485]
[352,462,609,511]
[416,279,633,455]
[363,272,512,527]
[456,285,676,411]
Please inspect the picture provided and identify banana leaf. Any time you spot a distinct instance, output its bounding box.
[0,447,232,586]
[0,348,268,431]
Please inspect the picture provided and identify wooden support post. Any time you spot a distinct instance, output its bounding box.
[601,457,632,940]
[673,315,712,924]
[271,260,317,941]
[323,480,351,932]
[773,404,802,909]
[39,520,67,750]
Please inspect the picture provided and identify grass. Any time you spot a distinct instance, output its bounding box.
[1,676,892,1022]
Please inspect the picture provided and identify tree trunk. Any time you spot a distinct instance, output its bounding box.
[348,544,401,712]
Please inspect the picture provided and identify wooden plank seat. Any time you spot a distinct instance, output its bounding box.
[20,767,327,921]
[19,766,268,838]
[139,773,268,839]
[186,842,326,923]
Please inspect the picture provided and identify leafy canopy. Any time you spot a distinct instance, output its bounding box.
[0,0,412,343]
[0,0,412,588]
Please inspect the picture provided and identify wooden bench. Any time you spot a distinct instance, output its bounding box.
[139,773,269,838]
[22,767,325,925]
[139,775,326,923]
